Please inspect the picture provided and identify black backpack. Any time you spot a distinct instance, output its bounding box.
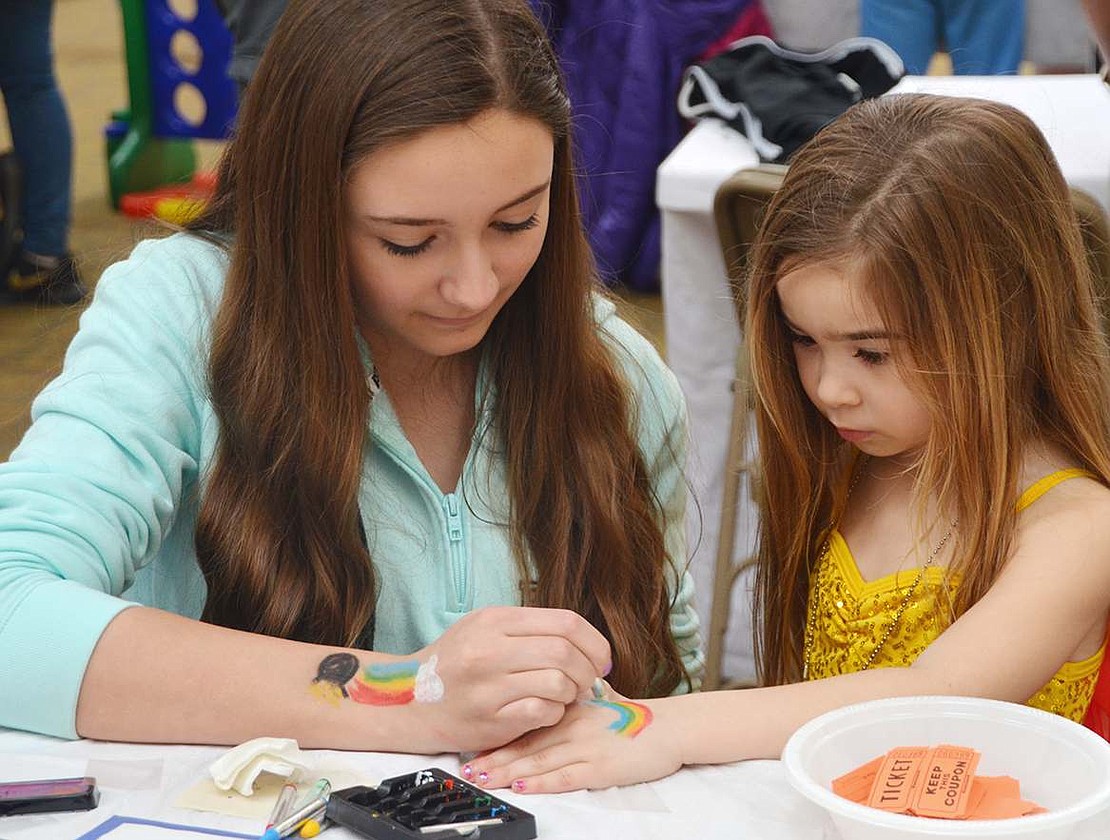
[678,36,904,163]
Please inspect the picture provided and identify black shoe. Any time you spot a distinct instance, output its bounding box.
[4,251,87,305]
[0,151,21,280]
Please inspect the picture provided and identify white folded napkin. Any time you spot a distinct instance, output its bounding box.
[208,736,312,796]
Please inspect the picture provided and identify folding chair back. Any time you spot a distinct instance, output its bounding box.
[1071,187,1110,337]
[703,163,786,690]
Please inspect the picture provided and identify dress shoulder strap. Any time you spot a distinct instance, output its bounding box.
[1016,468,1097,513]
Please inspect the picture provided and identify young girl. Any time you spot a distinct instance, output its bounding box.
[470,93,1110,792]
[0,0,702,748]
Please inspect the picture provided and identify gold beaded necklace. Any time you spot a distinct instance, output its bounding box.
[801,462,956,681]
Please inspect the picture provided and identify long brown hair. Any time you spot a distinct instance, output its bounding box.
[748,94,1110,685]
[189,0,687,696]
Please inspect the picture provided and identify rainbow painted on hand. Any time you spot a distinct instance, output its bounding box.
[588,699,653,738]
[347,660,420,705]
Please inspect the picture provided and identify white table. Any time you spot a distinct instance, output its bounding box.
[0,729,835,840]
[4,729,1110,839]
[657,74,1110,685]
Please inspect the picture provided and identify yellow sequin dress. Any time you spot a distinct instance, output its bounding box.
[804,468,1106,722]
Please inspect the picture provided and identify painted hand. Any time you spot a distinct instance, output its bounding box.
[463,694,683,793]
[414,606,612,752]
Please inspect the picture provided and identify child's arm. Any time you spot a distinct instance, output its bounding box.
[472,475,1110,791]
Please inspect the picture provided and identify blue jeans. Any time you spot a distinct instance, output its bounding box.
[0,0,73,258]
[862,0,1025,76]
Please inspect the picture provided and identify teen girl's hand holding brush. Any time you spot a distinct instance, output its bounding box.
[469,92,1110,793]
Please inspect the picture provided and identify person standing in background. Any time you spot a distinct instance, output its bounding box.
[760,0,858,51]
[861,0,1024,75]
[0,0,86,305]
[1027,0,1096,73]
[1083,0,1110,65]
[213,0,287,95]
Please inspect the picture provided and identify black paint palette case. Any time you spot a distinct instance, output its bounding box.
[326,768,537,839]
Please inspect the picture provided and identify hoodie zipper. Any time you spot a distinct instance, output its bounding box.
[443,492,467,608]
[373,438,472,612]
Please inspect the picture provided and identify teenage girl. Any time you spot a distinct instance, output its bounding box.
[0,0,701,748]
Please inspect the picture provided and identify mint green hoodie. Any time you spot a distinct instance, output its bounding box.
[0,234,702,738]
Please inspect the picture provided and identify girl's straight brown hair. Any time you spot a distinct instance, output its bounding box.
[747,94,1110,686]
[187,0,688,696]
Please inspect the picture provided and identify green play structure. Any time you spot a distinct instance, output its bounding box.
[106,0,236,208]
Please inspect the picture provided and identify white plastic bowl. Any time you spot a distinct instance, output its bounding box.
[782,696,1110,840]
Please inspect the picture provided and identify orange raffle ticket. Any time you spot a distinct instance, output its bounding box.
[911,744,980,818]
[866,746,929,812]
[831,744,1046,820]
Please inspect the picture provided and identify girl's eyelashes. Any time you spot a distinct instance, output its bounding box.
[492,214,540,234]
[381,236,434,258]
[379,215,540,257]
[789,330,888,365]
[854,348,889,366]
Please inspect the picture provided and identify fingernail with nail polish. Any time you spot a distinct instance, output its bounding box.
[512,779,526,793]
[462,764,473,779]
[478,771,490,784]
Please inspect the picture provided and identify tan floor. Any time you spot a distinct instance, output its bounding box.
[0,0,663,459]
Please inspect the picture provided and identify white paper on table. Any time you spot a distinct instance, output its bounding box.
[174,764,371,819]
[85,758,164,791]
[0,754,86,781]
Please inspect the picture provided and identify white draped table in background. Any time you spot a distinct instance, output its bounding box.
[657,74,1110,684]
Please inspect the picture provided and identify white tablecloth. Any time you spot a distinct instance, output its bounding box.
[657,74,1110,684]
[2,728,1108,839]
[0,729,834,840]
[3,728,1109,839]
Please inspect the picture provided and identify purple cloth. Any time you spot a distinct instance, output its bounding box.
[531,0,763,289]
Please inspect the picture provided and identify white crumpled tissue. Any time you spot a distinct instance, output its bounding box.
[209,736,312,796]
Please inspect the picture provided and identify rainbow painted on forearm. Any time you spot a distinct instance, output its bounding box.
[588,699,653,738]
[347,660,420,705]
[310,652,443,707]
